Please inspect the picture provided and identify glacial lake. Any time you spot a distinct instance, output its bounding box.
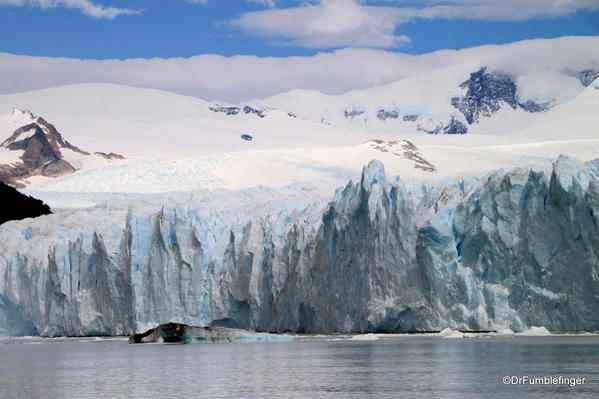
[0,335,598,399]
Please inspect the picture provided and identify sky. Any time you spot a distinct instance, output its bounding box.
[0,0,598,101]
[1,0,598,58]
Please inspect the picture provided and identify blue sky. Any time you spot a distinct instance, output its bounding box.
[0,0,598,59]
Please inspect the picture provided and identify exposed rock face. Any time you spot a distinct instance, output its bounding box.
[451,67,551,124]
[366,140,436,172]
[242,105,266,118]
[376,109,399,121]
[0,110,121,187]
[0,157,597,336]
[417,117,468,135]
[209,105,241,115]
[0,123,79,186]
[209,104,267,118]
[0,182,51,225]
[94,152,125,160]
[578,69,599,87]
[344,109,364,119]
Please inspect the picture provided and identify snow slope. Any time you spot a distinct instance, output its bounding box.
[0,74,597,200]
[0,83,367,159]
[257,63,594,139]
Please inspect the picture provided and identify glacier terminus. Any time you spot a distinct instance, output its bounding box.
[0,155,597,336]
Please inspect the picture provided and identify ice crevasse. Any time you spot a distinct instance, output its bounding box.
[0,155,597,336]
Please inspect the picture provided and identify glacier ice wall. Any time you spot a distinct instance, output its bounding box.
[0,156,598,336]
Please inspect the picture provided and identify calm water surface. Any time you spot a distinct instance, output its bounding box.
[0,335,598,399]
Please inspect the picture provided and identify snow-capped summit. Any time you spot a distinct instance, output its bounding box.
[2,108,88,154]
[257,63,596,138]
[450,67,552,125]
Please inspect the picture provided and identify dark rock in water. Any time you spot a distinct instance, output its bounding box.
[578,69,599,87]
[129,322,293,344]
[0,182,51,225]
[376,109,399,121]
[129,322,187,343]
[402,114,418,122]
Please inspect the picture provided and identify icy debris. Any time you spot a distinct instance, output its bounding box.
[439,328,464,339]
[351,333,379,341]
[519,326,552,336]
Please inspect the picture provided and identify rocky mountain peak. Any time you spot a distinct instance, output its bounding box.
[451,67,552,125]
[0,110,122,187]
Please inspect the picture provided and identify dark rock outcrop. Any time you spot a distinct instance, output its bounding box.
[243,105,266,118]
[376,109,399,121]
[451,67,551,125]
[344,109,364,119]
[209,105,241,115]
[417,117,468,135]
[0,110,121,187]
[578,69,599,87]
[0,182,51,225]
[209,105,267,118]
[366,140,437,172]
[442,117,468,135]
[1,123,77,186]
[94,152,125,160]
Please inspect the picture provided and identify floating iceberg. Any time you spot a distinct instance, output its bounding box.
[351,333,379,341]
[518,326,552,336]
[129,322,294,344]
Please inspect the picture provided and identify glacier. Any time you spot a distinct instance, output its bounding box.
[0,155,598,336]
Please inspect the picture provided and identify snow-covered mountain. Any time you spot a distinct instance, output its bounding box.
[0,83,369,159]
[0,84,442,193]
[258,64,598,138]
[0,76,596,199]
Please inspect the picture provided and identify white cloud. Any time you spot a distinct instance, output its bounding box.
[245,0,276,7]
[231,0,412,48]
[0,36,597,103]
[0,0,141,19]
[230,0,599,49]
[187,0,276,6]
[386,0,599,21]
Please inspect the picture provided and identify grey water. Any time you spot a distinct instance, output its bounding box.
[0,335,598,399]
